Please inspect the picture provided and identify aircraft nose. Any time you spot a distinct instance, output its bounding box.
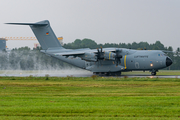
[166,57,173,67]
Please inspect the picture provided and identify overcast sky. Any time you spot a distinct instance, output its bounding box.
[0,0,180,50]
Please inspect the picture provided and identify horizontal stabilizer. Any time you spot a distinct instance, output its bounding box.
[5,23,48,26]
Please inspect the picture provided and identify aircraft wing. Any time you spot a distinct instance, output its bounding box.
[53,48,117,56]
[161,50,174,53]
[54,51,85,56]
[43,48,118,58]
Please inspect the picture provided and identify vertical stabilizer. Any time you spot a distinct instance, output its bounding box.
[6,20,63,50]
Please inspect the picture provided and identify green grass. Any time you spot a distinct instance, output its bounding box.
[0,76,180,119]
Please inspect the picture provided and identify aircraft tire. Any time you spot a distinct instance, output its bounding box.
[109,72,115,76]
[108,72,121,76]
[116,72,121,76]
[105,72,110,76]
[96,72,121,76]
[151,72,156,76]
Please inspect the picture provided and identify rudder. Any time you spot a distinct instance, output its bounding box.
[30,20,62,50]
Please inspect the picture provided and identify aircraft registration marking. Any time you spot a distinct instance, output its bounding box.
[124,55,127,69]
[134,55,148,58]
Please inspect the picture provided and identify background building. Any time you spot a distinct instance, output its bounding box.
[0,38,7,51]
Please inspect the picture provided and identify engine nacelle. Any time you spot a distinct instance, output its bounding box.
[80,52,97,62]
[104,52,116,60]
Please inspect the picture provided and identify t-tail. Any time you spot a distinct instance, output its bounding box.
[6,20,63,50]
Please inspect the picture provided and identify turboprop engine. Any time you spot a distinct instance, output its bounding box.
[96,47,123,66]
[80,52,97,62]
[80,47,123,66]
[104,51,122,66]
[104,52,116,60]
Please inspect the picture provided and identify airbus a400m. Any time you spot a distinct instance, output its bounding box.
[7,20,173,76]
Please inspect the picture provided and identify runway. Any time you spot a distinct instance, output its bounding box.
[0,70,179,78]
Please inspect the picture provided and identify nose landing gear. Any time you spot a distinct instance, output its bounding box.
[151,69,157,76]
[151,72,156,76]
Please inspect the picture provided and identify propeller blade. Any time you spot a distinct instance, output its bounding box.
[114,50,122,66]
[97,48,99,53]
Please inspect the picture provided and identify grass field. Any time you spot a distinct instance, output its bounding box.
[0,76,180,120]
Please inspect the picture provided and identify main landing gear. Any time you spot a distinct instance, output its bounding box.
[93,72,121,76]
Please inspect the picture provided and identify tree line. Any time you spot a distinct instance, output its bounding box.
[63,38,173,51]
[0,39,179,70]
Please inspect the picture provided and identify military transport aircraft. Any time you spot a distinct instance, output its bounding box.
[6,20,173,76]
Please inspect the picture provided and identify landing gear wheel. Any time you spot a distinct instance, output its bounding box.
[105,72,110,76]
[111,72,116,76]
[151,72,156,76]
[108,72,121,76]
[108,72,114,76]
[116,72,121,76]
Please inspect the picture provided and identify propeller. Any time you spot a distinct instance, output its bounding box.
[96,47,104,66]
[114,49,122,66]
[96,46,104,60]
